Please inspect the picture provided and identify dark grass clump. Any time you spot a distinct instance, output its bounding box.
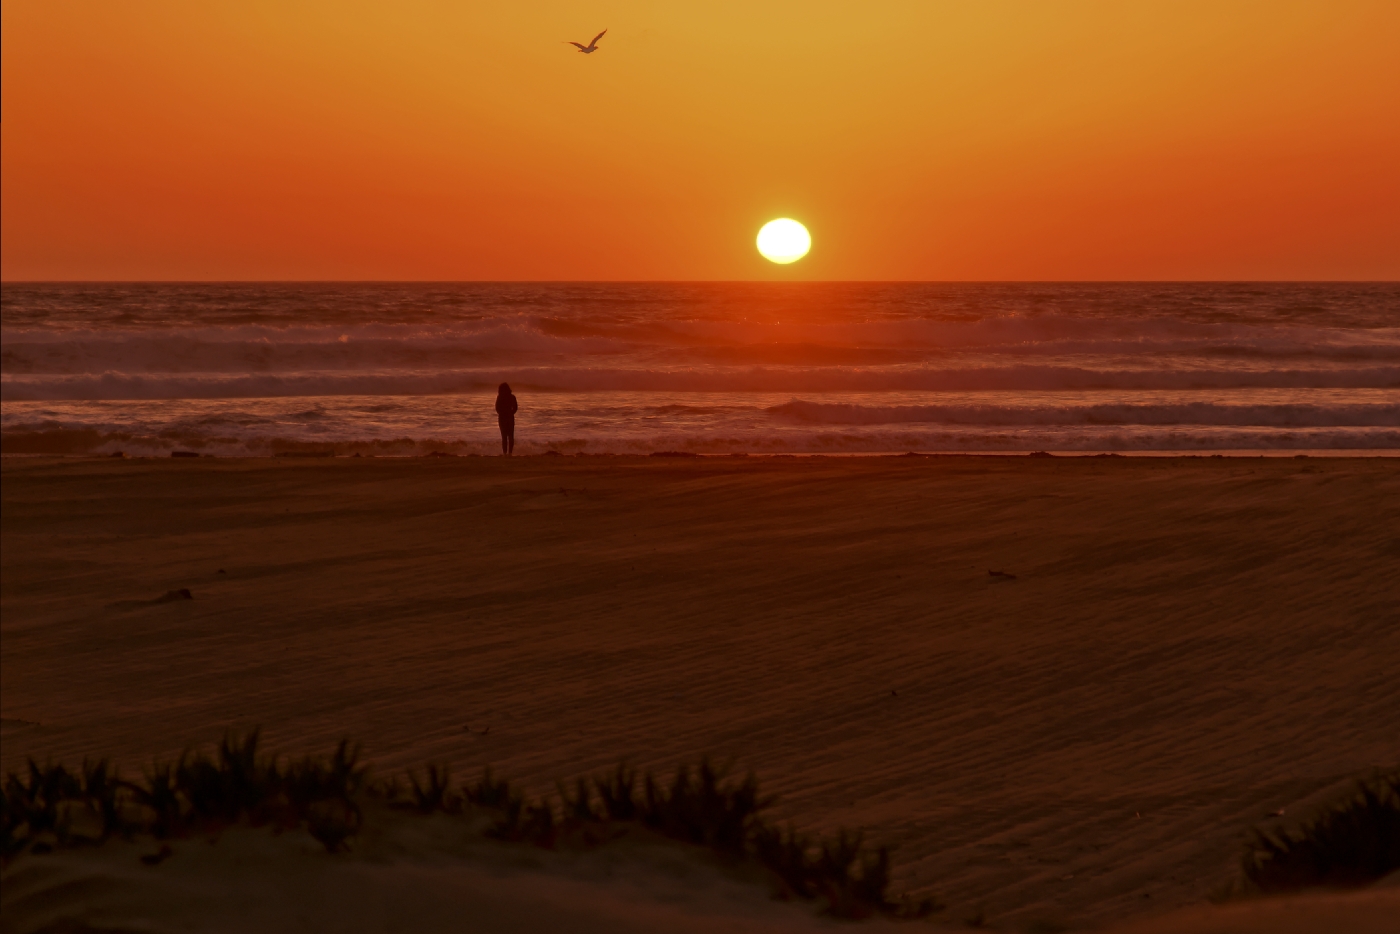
[1,731,365,859]
[752,824,902,919]
[1,760,109,853]
[1242,769,1400,893]
[406,764,457,815]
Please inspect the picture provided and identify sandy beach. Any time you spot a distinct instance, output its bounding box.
[2,453,1400,929]
[2,454,1397,930]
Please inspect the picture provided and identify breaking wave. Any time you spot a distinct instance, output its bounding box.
[6,426,1398,457]
[5,366,1398,402]
[767,400,1400,428]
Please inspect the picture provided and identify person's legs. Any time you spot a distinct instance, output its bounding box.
[506,421,515,455]
[499,420,509,455]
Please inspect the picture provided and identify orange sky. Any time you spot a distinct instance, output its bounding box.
[3,1,1398,281]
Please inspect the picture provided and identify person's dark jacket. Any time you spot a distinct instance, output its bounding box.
[495,392,518,420]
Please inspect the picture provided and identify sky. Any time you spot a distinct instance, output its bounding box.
[2,1,1398,281]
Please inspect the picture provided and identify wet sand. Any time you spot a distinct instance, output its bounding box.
[2,454,1397,929]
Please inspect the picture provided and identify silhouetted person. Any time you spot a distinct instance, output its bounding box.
[495,382,518,456]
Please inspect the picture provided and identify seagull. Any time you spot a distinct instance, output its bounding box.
[566,29,606,54]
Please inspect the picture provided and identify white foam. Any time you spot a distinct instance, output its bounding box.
[5,391,1398,456]
[767,399,1400,428]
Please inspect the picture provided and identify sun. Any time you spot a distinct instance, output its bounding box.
[756,219,811,264]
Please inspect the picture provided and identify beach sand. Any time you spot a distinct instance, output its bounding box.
[2,454,1397,930]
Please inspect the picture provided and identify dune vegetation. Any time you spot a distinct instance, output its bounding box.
[1,730,934,921]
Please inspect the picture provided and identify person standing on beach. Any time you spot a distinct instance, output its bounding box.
[495,382,518,456]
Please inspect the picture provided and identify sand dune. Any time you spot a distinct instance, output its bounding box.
[2,807,915,934]
[2,454,1397,929]
[4,813,1395,933]
[1105,881,1400,934]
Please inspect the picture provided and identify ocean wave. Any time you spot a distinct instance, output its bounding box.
[6,282,1399,333]
[5,365,1399,401]
[767,400,1400,428]
[3,316,1397,376]
[5,425,1397,457]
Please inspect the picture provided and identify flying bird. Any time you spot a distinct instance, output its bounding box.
[566,29,606,54]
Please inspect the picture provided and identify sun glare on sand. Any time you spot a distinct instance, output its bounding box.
[756,219,811,264]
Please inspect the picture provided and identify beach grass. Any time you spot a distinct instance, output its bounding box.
[1,730,933,920]
[2,731,368,856]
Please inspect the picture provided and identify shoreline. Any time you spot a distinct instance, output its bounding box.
[4,449,1400,459]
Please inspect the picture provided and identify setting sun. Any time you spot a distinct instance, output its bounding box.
[756,219,811,264]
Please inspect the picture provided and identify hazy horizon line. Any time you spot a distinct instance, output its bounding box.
[4,279,1397,286]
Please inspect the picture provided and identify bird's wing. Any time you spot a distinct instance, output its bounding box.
[590,29,607,46]
[566,41,587,49]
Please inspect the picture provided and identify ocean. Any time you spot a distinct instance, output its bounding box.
[2,282,1397,456]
